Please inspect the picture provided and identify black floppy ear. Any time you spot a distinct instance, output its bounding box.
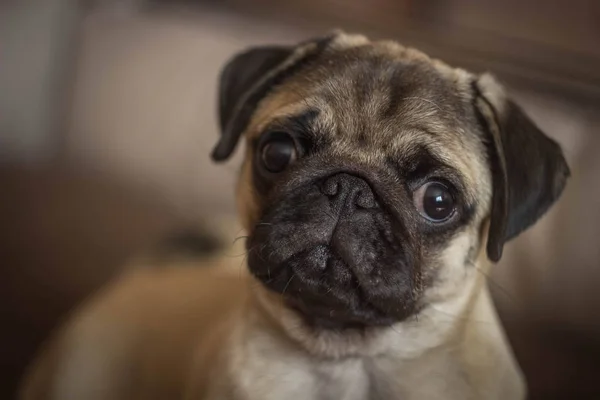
[212,34,336,162]
[473,74,570,262]
[213,46,292,162]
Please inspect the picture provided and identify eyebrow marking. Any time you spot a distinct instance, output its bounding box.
[262,108,320,137]
[285,109,320,135]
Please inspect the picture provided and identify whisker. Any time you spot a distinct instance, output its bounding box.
[472,264,517,306]
[282,274,296,295]
[227,242,262,259]
[232,235,248,244]
[323,209,337,223]
[426,305,496,325]
[238,253,249,280]
[224,250,250,258]
[389,324,403,336]
[251,277,273,288]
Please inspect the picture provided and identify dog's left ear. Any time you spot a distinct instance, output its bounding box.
[212,35,335,162]
[473,74,570,262]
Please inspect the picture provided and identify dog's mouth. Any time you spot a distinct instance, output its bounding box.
[248,237,416,328]
[286,297,393,330]
[252,241,401,327]
[246,175,419,328]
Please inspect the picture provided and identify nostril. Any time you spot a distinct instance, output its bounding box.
[356,189,377,209]
[320,173,378,210]
[321,176,340,197]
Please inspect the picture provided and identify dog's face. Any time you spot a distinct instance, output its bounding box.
[212,33,569,329]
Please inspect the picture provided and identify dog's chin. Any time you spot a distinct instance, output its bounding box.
[248,238,418,329]
[285,294,398,330]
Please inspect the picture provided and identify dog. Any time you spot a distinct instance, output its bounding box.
[19,31,569,400]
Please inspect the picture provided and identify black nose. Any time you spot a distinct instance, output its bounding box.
[321,173,377,210]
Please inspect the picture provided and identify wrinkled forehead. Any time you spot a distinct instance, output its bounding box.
[301,48,475,151]
[245,43,491,206]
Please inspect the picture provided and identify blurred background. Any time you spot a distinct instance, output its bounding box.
[1,0,599,398]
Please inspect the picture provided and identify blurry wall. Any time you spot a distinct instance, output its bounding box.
[62,6,318,218]
[0,0,80,163]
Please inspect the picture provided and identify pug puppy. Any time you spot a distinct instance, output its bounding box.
[19,31,569,400]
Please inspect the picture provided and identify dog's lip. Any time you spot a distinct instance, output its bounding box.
[285,299,365,329]
[282,288,398,329]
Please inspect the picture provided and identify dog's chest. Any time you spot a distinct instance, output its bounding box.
[308,358,419,400]
[310,359,374,400]
[308,356,469,400]
[231,355,408,400]
[227,350,481,400]
[311,360,435,400]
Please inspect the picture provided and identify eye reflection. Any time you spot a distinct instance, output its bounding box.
[413,181,455,222]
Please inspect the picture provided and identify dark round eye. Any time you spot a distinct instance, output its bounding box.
[414,181,456,222]
[259,132,297,173]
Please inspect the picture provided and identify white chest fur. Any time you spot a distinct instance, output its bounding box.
[214,282,525,400]
[220,339,518,400]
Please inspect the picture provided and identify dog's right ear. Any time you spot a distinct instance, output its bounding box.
[213,46,292,162]
[212,35,336,162]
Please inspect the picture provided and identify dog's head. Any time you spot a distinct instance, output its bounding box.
[212,32,569,329]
